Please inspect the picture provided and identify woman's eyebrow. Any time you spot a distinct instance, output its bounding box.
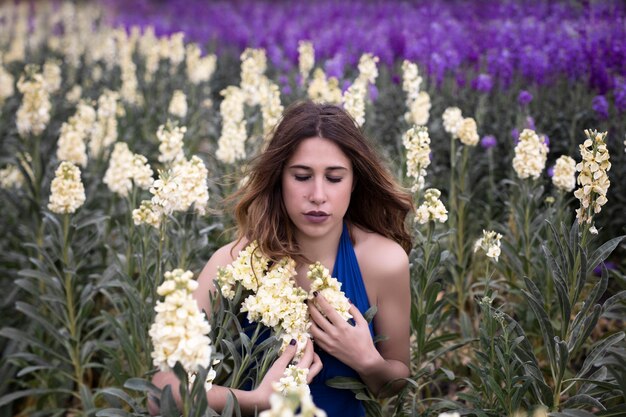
[287,164,348,171]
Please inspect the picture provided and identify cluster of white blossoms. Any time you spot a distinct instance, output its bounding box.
[161,32,186,72]
[415,188,448,224]
[240,48,268,107]
[0,60,15,105]
[403,126,431,192]
[48,161,86,214]
[342,53,379,127]
[457,117,479,146]
[16,67,51,138]
[216,86,247,163]
[512,129,548,180]
[272,365,309,395]
[136,26,160,82]
[474,230,503,262]
[241,257,311,352]
[90,90,121,158]
[0,165,25,190]
[402,60,431,125]
[103,142,154,197]
[56,101,97,167]
[259,385,326,417]
[442,107,463,138]
[259,80,284,138]
[216,241,270,297]
[308,262,352,321]
[185,43,217,85]
[149,269,213,373]
[42,59,62,94]
[307,68,342,104]
[573,130,611,234]
[157,121,187,164]
[552,155,576,192]
[168,90,188,119]
[298,40,315,84]
[114,29,143,106]
[65,85,82,104]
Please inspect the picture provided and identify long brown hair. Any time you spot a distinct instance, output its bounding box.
[230,100,413,260]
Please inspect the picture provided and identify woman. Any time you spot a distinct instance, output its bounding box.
[153,101,412,416]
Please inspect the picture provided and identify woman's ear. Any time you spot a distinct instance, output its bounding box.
[351,178,357,193]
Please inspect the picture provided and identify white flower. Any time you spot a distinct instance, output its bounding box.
[415,188,448,224]
[168,90,188,118]
[48,161,86,214]
[0,62,15,105]
[474,230,503,262]
[104,142,154,197]
[457,117,479,146]
[356,53,379,86]
[42,60,62,93]
[307,68,342,104]
[259,80,284,138]
[298,41,315,84]
[512,129,548,180]
[403,126,431,191]
[16,69,51,138]
[56,101,97,167]
[132,200,162,228]
[149,269,212,372]
[405,91,431,126]
[157,122,186,165]
[216,86,247,163]
[552,155,576,192]
[272,365,309,395]
[90,90,120,158]
[573,130,611,229]
[402,60,422,103]
[437,413,460,417]
[240,48,268,106]
[342,82,367,127]
[259,386,326,417]
[0,165,25,190]
[65,85,82,104]
[308,262,352,321]
[185,43,217,85]
[442,107,463,138]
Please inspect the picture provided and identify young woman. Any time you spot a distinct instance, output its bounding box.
[152,101,413,416]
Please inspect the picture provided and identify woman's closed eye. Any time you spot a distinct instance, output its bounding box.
[294,175,343,183]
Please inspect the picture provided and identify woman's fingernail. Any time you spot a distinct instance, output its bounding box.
[348,298,353,304]
[290,338,297,346]
[313,291,319,297]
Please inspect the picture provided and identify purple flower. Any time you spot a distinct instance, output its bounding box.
[547,165,554,177]
[593,261,617,276]
[592,95,609,120]
[480,135,497,149]
[369,84,379,102]
[518,90,533,106]
[525,116,535,130]
[511,128,520,143]
[282,85,292,96]
[473,73,493,93]
[614,78,626,112]
[542,134,550,147]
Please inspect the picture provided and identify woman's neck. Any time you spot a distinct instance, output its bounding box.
[295,222,344,268]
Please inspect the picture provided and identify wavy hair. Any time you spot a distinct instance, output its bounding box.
[230,100,413,260]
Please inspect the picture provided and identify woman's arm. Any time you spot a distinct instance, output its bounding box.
[308,241,411,397]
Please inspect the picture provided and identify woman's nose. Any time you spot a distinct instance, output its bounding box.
[309,178,326,204]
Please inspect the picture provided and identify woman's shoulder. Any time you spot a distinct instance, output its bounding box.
[204,239,250,270]
[351,226,409,279]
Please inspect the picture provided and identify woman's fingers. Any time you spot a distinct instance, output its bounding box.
[275,339,298,369]
[312,293,346,326]
[307,353,323,382]
[296,338,315,368]
[308,300,334,333]
[348,303,368,326]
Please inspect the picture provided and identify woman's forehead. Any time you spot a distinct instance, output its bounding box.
[287,136,351,168]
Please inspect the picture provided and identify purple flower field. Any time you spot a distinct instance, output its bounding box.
[106,0,626,95]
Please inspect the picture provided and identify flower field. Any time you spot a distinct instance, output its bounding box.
[0,1,625,416]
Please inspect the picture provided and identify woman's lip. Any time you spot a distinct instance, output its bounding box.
[303,213,330,223]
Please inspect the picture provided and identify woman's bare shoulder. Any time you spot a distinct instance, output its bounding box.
[199,239,249,277]
[352,226,409,279]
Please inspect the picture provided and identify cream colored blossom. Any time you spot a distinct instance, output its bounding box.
[0,165,25,189]
[402,60,422,103]
[307,68,342,104]
[308,262,352,321]
[56,101,96,167]
[474,229,503,262]
[168,90,188,118]
[415,188,448,224]
[259,80,284,138]
[42,60,62,94]
[163,32,185,70]
[552,155,576,192]
[171,156,210,215]
[272,365,309,395]
[16,68,51,138]
[157,122,187,164]
[259,385,326,417]
[442,107,463,138]
[342,82,367,127]
[298,41,315,84]
[574,130,611,233]
[512,129,548,180]
[185,43,217,85]
[0,62,15,105]
[403,126,431,191]
[65,85,82,104]
[216,86,247,163]
[104,142,154,197]
[115,29,143,106]
[405,91,431,126]
[149,269,212,372]
[240,48,268,106]
[356,53,379,86]
[137,26,160,82]
[132,200,162,228]
[457,117,479,146]
[48,161,86,214]
[89,90,120,158]
[216,241,270,297]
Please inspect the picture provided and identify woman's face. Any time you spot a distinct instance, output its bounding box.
[281,136,354,241]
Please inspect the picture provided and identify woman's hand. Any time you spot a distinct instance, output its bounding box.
[253,338,323,407]
[308,293,380,373]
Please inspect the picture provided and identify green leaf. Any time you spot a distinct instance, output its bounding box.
[326,376,368,390]
[586,235,625,277]
[160,385,179,416]
[562,394,606,410]
[597,404,626,417]
[550,409,596,417]
[96,410,133,417]
[576,332,625,379]
[363,305,377,323]
[124,378,161,397]
[0,388,73,408]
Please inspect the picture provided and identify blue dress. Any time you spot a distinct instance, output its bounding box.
[309,222,374,417]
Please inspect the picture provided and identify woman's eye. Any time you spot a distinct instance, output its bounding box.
[326,177,342,183]
[294,175,310,182]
